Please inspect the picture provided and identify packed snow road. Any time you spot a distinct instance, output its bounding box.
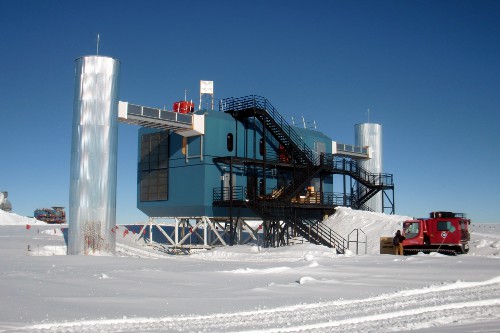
[14,276,500,333]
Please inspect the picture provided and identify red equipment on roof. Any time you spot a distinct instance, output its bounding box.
[173,101,194,114]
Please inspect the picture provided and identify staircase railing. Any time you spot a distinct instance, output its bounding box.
[251,199,347,253]
[220,95,316,167]
[324,154,393,187]
[298,218,348,253]
[351,184,379,207]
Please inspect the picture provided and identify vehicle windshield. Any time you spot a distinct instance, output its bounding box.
[403,221,420,239]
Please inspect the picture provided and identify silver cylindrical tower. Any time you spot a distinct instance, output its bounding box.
[69,56,120,255]
[355,123,382,212]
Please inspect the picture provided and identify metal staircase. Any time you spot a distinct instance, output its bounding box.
[222,96,315,166]
[221,96,319,200]
[244,194,347,252]
[217,95,394,251]
[324,154,394,209]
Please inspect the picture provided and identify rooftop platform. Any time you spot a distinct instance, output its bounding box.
[118,101,204,137]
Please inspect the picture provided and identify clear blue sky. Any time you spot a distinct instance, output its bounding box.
[1,0,499,223]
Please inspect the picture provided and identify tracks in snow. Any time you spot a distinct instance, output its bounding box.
[16,276,500,333]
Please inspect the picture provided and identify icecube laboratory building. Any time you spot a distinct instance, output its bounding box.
[119,92,395,253]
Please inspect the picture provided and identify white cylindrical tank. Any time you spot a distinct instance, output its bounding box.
[355,123,382,212]
[68,56,120,255]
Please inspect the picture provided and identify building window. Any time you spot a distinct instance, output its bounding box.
[227,133,234,152]
[140,131,168,201]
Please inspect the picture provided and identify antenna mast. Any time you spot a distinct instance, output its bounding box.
[96,33,100,55]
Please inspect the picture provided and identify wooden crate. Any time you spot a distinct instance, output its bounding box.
[380,237,395,254]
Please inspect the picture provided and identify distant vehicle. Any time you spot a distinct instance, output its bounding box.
[402,211,470,255]
[34,207,66,224]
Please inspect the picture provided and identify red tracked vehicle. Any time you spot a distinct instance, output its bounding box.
[402,211,470,255]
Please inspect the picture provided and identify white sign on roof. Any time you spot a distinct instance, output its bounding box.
[200,80,214,94]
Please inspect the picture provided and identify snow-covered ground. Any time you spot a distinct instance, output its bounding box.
[0,208,499,332]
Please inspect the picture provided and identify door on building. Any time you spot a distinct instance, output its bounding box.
[247,172,257,201]
[223,172,237,200]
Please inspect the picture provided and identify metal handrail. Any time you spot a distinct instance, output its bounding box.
[336,143,369,155]
[127,103,193,125]
[214,186,349,206]
[302,218,347,253]
[213,186,246,202]
[323,154,394,186]
[348,228,367,254]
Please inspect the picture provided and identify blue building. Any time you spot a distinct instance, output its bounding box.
[119,95,394,251]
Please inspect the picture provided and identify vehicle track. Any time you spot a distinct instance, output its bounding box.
[16,276,500,333]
